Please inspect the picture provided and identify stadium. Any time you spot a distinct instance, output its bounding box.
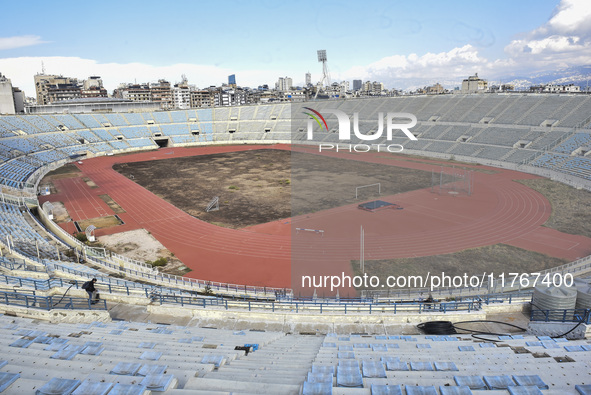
[0,93,591,395]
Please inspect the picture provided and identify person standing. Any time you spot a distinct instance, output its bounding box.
[82,278,98,304]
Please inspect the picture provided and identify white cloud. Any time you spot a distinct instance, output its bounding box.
[0,56,284,96]
[333,0,591,90]
[537,0,591,36]
[336,45,502,89]
[0,35,47,50]
[504,0,591,66]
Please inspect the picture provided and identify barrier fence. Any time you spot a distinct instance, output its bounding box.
[0,290,107,311]
[530,308,591,324]
[151,293,484,314]
[0,264,537,315]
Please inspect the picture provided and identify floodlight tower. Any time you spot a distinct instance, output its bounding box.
[315,49,331,99]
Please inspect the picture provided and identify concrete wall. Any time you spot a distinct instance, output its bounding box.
[147,303,488,334]
[0,305,110,323]
[527,321,589,339]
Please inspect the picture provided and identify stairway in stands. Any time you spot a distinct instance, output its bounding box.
[183,333,325,393]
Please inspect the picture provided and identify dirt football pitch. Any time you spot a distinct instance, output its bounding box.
[113,148,433,228]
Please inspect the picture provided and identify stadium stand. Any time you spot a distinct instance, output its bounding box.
[73,114,102,129]
[0,313,590,393]
[117,126,151,139]
[103,113,129,127]
[152,112,172,124]
[0,94,589,194]
[121,112,144,125]
[170,110,188,123]
[0,94,590,394]
[554,133,591,154]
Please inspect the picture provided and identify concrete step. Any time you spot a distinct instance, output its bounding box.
[183,376,300,394]
[0,378,47,395]
[204,371,305,385]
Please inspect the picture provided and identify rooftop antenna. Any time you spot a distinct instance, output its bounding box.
[315,49,330,99]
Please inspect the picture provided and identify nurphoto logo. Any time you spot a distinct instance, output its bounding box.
[303,107,418,153]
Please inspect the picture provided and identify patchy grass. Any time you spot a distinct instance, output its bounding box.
[77,215,123,230]
[98,194,125,214]
[146,257,168,267]
[44,163,81,178]
[351,244,568,291]
[82,177,99,189]
[517,178,591,238]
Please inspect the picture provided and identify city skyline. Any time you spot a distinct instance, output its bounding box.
[0,0,589,96]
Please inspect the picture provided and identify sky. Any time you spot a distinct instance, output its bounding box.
[1,0,590,95]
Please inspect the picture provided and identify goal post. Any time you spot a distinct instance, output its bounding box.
[356,183,381,199]
[431,166,473,196]
[205,196,219,212]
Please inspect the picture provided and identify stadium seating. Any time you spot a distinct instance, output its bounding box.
[0,312,590,394]
[169,110,188,123]
[160,124,190,136]
[0,94,590,219]
[49,114,86,130]
[0,93,590,394]
[554,133,591,154]
[73,114,103,129]
[152,112,172,124]
[103,113,129,127]
[127,138,157,149]
[121,112,144,125]
[117,126,151,139]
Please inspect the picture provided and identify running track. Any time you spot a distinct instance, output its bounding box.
[39,144,591,296]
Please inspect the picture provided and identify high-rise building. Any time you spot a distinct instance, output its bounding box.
[190,89,216,108]
[353,80,362,91]
[228,74,236,87]
[12,88,25,113]
[81,76,108,98]
[372,82,384,93]
[34,74,80,105]
[173,76,192,109]
[360,81,385,95]
[276,77,292,92]
[34,74,107,104]
[150,80,173,109]
[305,72,312,86]
[340,81,350,93]
[0,73,25,114]
[114,83,151,102]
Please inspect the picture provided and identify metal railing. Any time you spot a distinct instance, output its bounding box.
[82,253,288,297]
[149,293,484,314]
[0,269,214,301]
[0,256,47,272]
[0,290,107,311]
[530,308,591,324]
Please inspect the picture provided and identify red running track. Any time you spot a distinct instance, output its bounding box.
[39,144,591,296]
